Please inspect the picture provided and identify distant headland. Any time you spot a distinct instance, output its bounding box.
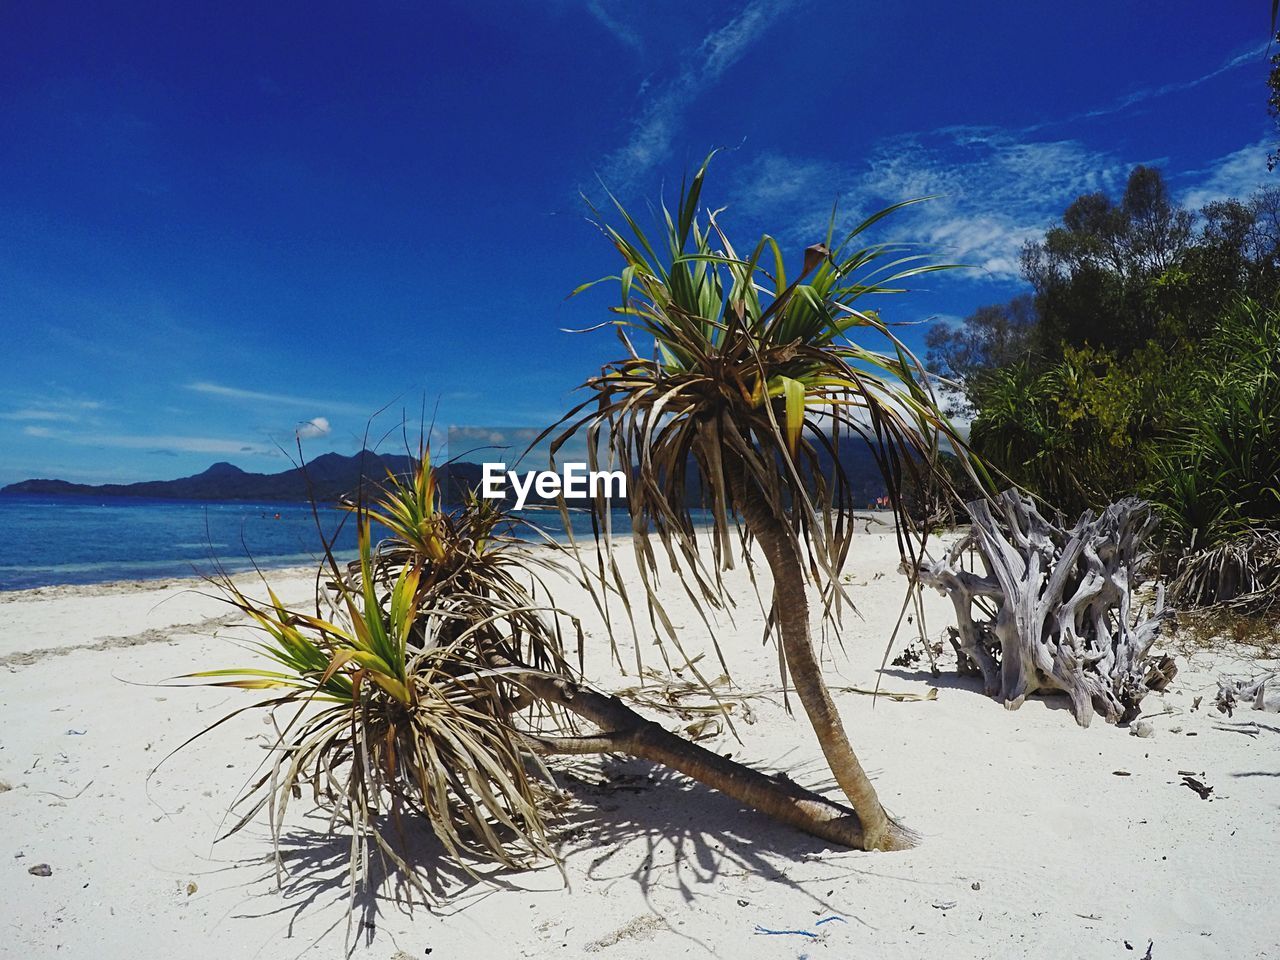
[1,451,417,504]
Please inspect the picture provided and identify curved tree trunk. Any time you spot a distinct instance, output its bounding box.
[724,458,913,851]
[494,658,871,848]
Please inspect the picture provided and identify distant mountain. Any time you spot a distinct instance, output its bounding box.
[2,451,415,503]
[3,443,891,507]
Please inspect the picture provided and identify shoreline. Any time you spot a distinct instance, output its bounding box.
[0,562,325,604]
[0,509,903,595]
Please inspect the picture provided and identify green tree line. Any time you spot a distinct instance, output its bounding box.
[928,167,1280,604]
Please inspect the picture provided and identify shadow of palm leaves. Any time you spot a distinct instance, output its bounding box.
[550,749,872,911]
[223,745,875,941]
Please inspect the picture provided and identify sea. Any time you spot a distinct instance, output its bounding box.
[0,493,641,591]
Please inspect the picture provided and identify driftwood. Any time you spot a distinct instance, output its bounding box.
[914,490,1169,726]
[1215,674,1279,715]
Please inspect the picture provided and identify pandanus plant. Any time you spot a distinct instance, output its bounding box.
[549,155,978,850]
[187,447,907,920]
[186,455,579,900]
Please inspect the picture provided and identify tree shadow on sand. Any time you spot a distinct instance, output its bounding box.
[551,750,872,910]
[878,665,987,694]
[219,811,519,951]
[878,665,1081,715]
[220,747,880,950]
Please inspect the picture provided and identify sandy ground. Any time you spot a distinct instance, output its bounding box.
[1,528,1277,960]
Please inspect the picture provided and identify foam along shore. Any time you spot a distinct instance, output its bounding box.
[0,527,1276,959]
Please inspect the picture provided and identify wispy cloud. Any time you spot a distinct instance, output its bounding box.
[720,37,1275,285]
[599,0,799,188]
[734,131,1130,282]
[583,0,642,52]
[22,424,278,457]
[1177,137,1273,211]
[1,409,79,422]
[1028,43,1270,132]
[735,128,1274,287]
[186,380,370,415]
[0,399,102,423]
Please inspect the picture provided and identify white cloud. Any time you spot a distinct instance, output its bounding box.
[20,425,277,456]
[0,399,102,422]
[599,0,798,188]
[2,409,78,422]
[583,0,642,52]
[186,380,370,415]
[732,131,1276,289]
[1027,43,1269,132]
[1178,137,1274,211]
[734,131,1129,282]
[295,416,331,440]
[715,35,1277,285]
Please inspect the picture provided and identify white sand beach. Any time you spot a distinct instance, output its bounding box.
[1,528,1277,959]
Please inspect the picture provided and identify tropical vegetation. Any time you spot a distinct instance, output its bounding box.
[929,166,1280,613]
[189,449,898,927]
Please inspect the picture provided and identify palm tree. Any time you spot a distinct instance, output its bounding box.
[550,155,977,851]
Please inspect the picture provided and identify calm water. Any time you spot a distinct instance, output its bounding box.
[0,494,641,591]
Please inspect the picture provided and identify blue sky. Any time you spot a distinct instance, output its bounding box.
[0,0,1273,484]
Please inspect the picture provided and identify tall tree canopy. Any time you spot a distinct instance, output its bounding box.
[929,165,1280,550]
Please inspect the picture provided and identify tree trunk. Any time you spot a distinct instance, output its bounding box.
[493,659,872,848]
[723,457,912,851]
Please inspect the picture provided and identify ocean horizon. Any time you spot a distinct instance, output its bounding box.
[0,492,650,591]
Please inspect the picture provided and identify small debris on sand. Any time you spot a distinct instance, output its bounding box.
[27,863,52,877]
[584,915,662,952]
[1181,776,1214,799]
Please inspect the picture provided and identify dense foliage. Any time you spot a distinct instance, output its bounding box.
[929,166,1280,607]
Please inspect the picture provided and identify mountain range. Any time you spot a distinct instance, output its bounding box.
[2,451,415,503]
[2,446,891,506]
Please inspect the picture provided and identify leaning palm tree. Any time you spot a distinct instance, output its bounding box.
[549,155,978,851]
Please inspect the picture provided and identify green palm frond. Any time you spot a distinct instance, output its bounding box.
[349,446,581,680]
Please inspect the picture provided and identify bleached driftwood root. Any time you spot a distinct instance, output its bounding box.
[1215,674,1280,715]
[914,490,1170,727]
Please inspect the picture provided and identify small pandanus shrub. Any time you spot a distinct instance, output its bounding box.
[351,450,576,677]
[190,517,567,890]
